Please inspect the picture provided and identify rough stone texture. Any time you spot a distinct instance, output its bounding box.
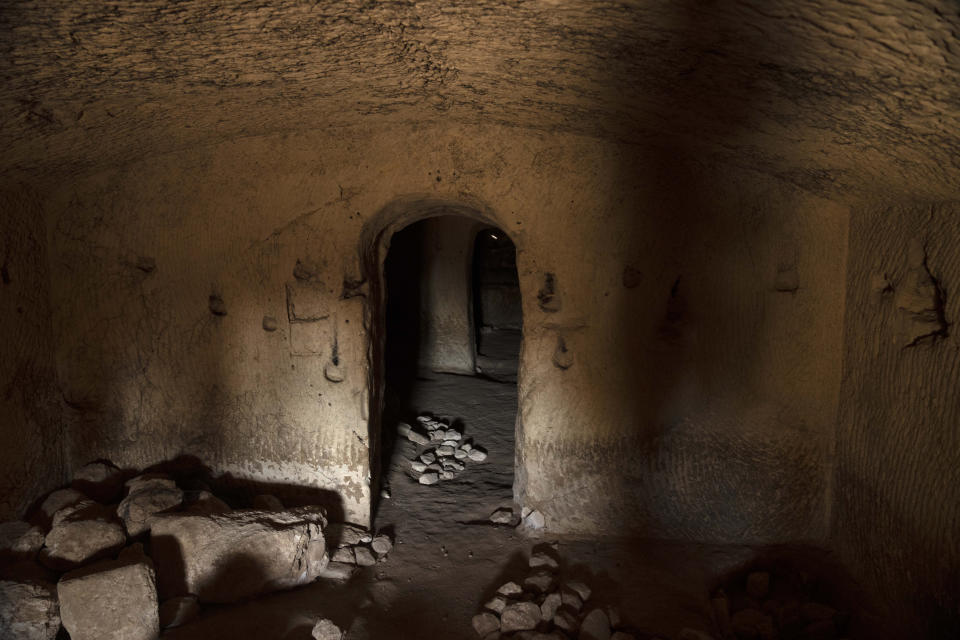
[0,522,45,560]
[833,202,960,636]
[0,184,66,521]
[150,507,327,603]
[41,500,126,570]
[0,579,60,640]
[34,489,86,531]
[58,557,159,640]
[311,618,344,640]
[117,485,184,537]
[71,461,124,503]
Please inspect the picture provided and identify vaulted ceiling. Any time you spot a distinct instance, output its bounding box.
[3,1,958,199]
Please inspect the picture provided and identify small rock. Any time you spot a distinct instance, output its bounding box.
[442,440,460,447]
[380,486,391,498]
[746,571,770,600]
[521,509,546,531]
[407,431,429,445]
[437,445,455,457]
[529,551,559,570]
[312,618,344,640]
[468,448,488,462]
[117,485,184,537]
[124,473,177,494]
[429,430,446,442]
[411,461,428,473]
[443,460,465,471]
[328,523,369,547]
[420,452,437,464]
[523,569,555,593]
[497,581,523,597]
[579,608,612,640]
[461,443,473,452]
[426,463,443,472]
[541,592,562,620]
[605,605,622,629]
[564,580,591,602]
[472,612,500,637]
[553,609,579,634]
[455,449,468,460]
[354,546,377,567]
[0,578,60,639]
[159,595,200,629]
[445,429,462,441]
[71,461,124,503]
[440,470,456,480]
[58,557,159,640]
[419,473,440,485]
[396,422,412,436]
[251,494,283,510]
[370,535,393,556]
[561,590,583,611]
[501,601,541,633]
[0,521,45,559]
[36,489,86,530]
[331,547,355,564]
[416,415,432,423]
[485,595,508,614]
[41,501,126,570]
[489,508,514,524]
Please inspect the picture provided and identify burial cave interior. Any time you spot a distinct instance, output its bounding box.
[0,2,958,640]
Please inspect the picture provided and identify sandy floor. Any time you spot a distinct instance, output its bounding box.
[165,372,762,640]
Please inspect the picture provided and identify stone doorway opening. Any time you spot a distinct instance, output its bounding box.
[369,212,522,518]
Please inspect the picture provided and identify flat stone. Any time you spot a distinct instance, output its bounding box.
[327,523,369,546]
[429,430,446,441]
[72,461,124,503]
[331,547,355,564]
[443,460,465,471]
[41,501,126,570]
[473,612,500,637]
[523,569,555,593]
[411,460,428,472]
[124,473,177,493]
[529,551,559,570]
[553,609,579,634]
[36,489,86,530]
[461,443,473,452]
[442,440,460,447]
[406,431,429,445]
[468,448,488,462]
[497,581,523,596]
[485,595,508,614]
[541,592,562,620]
[437,445,455,457]
[564,580,591,602]
[419,473,440,485]
[370,535,393,556]
[312,618,344,640]
[420,452,437,464]
[579,608,612,640]
[354,546,377,567]
[490,508,514,524]
[251,494,284,510]
[159,595,199,629]
[500,601,541,633]
[746,571,770,600]
[0,521,45,560]
[444,429,462,441]
[117,485,184,537]
[455,449,468,459]
[0,578,60,640]
[58,557,159,640]
[151,507,327,603]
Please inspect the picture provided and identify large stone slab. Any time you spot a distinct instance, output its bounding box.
[117,484,184,537]
[41,501,126,570]
[0,579,60,640]
[150,507,328,603]
[58,557,159,640]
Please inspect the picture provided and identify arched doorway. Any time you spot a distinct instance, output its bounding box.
[362,202,522,522]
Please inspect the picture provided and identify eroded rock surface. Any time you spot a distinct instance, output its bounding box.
[58,557,159,640]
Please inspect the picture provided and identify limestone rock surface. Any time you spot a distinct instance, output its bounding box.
[0,579,60,640]
[41,501,126,570]
[58,557,159,640]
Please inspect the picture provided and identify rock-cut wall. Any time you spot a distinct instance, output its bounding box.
[0,183,66,519]
[834,202,960,637]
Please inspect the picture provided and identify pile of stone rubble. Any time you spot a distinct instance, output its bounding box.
[398,415,488,485]
[710,568,852,640]
[0,460,384,640]
[471,547,637,640]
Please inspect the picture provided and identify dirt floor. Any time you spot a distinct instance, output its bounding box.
[165,372,775,640]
